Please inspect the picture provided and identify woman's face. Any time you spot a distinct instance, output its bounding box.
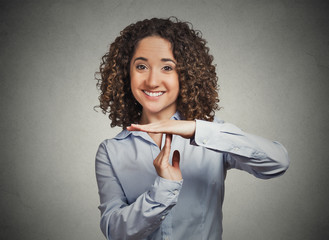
[130,36,179,120]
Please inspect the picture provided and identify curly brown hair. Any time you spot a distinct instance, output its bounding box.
[96,17,220,128]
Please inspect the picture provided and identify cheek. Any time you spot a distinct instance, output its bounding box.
[130,72,139,91]
[130,76,143,104]
[172,75,180,95]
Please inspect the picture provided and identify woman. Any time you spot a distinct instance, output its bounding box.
[95,17,289,240]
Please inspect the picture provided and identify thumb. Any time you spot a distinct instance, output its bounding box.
[172,150,180,169]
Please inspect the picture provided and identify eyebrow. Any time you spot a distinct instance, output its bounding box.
[161,58,177,65]
[133,57,176,65]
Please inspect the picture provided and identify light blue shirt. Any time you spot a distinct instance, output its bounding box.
[95,112,289,240]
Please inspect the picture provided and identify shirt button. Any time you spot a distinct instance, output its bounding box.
[202,139,208,144]
[232,147,239,151]
[161,215,166,220]
[173,190,179,195]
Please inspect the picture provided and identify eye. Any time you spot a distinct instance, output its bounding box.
[136,64,147,70]
[162,65,173,71]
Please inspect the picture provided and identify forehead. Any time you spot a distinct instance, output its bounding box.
[133,36,175,59]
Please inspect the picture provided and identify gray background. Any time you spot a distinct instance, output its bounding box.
[1,0,328,239]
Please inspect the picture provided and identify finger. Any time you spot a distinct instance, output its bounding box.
[128,122,171,134]
[126,125,139,131]
[129,120,196,139]
[126,124,152,133]
[154,149,164,165]
[155,134,172,165]
[162,134,172,156]
[167,133,172,141]
[172,150,180,169]
[128,122,154,131]
[155,134,170,166]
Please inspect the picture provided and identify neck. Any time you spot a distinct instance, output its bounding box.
[139,108,176,124]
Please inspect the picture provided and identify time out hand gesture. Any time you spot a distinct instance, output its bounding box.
[127,120,196,139]
[127,120,194,181]
[153,134,182,181]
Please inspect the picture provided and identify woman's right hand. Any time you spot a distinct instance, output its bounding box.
[154,134,182,181]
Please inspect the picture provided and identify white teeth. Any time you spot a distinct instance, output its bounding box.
[143,91,164,97]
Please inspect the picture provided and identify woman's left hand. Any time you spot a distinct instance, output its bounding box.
[127,120,196,139]
[153,134,182,181]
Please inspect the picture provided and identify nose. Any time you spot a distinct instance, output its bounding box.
[145,69,159,89]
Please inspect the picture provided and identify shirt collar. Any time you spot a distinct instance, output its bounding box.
[171,111,183,120]
[114,111,183,140]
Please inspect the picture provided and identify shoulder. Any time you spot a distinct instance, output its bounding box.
[213,116,225,124]
[99,129,132,147]
[96,129,134,162]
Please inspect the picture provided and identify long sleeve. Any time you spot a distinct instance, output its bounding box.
[192,119,289,179]
[95,142,183,240]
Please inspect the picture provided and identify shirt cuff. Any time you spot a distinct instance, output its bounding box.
[148,176,183,206]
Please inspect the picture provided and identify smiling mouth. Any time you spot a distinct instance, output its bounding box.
[143,90,165,97]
